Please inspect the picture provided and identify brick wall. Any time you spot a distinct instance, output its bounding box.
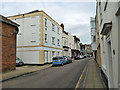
[1,22,16,72]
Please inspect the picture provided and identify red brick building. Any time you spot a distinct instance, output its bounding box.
[0,15,19,72]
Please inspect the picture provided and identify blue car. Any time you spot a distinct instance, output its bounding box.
[52,56,66,66]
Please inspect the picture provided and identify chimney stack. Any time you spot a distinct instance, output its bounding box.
[60,23,64,32]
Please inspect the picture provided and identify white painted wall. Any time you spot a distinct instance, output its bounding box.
[43,17,62,49]
[90,17,97,51]
[12,15,41,46]
[118,16,120,89]
[68,33,74,49]
[17,50,40,64]
[48,51,50,63]
[62,32,75,57]
[62,31,68,56]
[11,12,63,64]
[62,32,68,47]
[17,46,62,64]
[97,1,119,88]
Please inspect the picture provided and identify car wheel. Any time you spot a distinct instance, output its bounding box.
[20,62,23,66]
[61,62,63,66]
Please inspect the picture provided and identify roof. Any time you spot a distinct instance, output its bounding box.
[0,14,19,27]
[63,31,68,35]
[7,10,62,29]
[73,35,80,41]
[7,10,40,18]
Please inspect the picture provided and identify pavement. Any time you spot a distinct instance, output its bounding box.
[84,58,106,88]
[1,64,52,82]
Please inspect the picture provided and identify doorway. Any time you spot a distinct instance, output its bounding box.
[44,51,48,63]
[107,41,114,88]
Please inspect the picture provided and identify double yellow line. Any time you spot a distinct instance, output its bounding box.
[75,63,87,89]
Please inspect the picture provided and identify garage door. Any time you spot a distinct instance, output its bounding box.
[44,51,48,63]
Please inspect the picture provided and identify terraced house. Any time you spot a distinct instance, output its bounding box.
[71,36,80,59]
[61,24,74,57]
[8,10,63,64]
[96,1,120,88]
[90,17,97,61]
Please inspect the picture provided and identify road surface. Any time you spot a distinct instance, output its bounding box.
[2,58,89,88]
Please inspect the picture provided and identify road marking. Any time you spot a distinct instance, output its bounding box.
[75,63,87,89]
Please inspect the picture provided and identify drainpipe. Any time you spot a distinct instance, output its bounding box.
[22,14,24,62]
[118,15,120,89]
[116,2,120,88]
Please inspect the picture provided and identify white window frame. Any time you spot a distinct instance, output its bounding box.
[58,52,60,56]
[52,23,55,31]
[57,39,60,46]
[57,27,59,34]
[64,40,66,46]
[52,37,55,45]
[45,18,47,27]
[52,51,55,57]
[45,34,47,43]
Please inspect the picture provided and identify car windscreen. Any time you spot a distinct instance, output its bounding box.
[60,57,64,59]
[68,57,71,59]
[53,57,58,60]
[16,58,20,60]
[16,57,20,60]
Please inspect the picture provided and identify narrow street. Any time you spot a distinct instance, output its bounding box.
[1,1,120,89]
[2,59,89,88]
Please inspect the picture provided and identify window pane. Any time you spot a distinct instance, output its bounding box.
[52,24,55,31]
[45,34,47,41]
[45,18,47,26]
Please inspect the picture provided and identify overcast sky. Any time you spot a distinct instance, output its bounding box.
[0,1,96,44]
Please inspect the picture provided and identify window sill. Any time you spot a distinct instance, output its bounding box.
[31,41,36,43]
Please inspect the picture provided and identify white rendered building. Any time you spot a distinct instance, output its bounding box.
[90,17,97,60]
[8,10,63,64]
[96,1,120,88]
[61,24,75,58]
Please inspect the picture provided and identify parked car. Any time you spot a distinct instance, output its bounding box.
[84,55,87,58]
[87,54,92,57]
[16,57,24,66]
[80,55,84,59]
[80,55,86,59]
[52,56,66,66]
[75,56,80,60]
[63,56,72,63]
